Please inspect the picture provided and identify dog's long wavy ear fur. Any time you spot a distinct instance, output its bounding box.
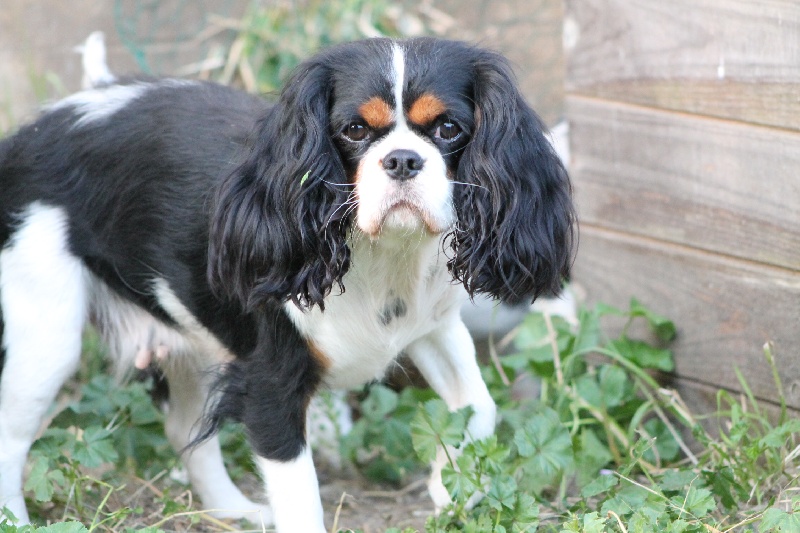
[448,50,576,304]
[208,60,351,311]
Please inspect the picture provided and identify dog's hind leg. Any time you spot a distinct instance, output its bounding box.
[0,204,88,524]
[162,363,273,525]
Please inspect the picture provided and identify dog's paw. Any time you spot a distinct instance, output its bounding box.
[206,499,273,526]
[428,474,452,513]
[427,447,485,514]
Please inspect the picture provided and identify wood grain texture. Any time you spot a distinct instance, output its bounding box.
[564,0,800,130]
[568,96,800,271]
[573,226,800,409]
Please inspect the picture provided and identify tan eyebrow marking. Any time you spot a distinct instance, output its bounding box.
[358,97,394,129]
[408,93,447,126]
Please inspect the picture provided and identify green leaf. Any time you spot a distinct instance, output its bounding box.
[660,469,700,492]
[1,506,19,525]
[629,298,677,341]
[759,507,800,532]
[460,514,494,533]
[73,426,119,468]
[620,437,654,476]
[575,374,602,407]
[410,400,470,463]
[672,486,715,519]
[361,385,399,422]
[581,473,618,498]
[598,364,631,408]
[760,419,800,448]
[575,430,613,488]
[24,456,65,502]
[642,418,680,464]
[609,337,675,372]
[703,466,747,510]
[441,459,479,503]
[573,307,601,355]
[469,435,510,475]
[300,170,310,185]
[514,313,550,351]
[486,475,517,511]
[510,492,540,528]
[601,484,653,519]
[514,408,574,479]
[628,510,660,532]
[581,512,606,533]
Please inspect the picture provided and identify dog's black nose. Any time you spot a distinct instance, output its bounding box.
[382,149,424,180]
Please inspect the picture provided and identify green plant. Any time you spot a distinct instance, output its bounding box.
[199,0,426,95]
[9,298,798,531]
[342,385,437,484]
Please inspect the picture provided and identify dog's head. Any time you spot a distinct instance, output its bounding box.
[209,37,575,310]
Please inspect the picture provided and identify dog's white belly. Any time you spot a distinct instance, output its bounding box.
[89,277,233,376]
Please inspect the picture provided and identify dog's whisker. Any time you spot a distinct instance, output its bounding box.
[450,181,489,192]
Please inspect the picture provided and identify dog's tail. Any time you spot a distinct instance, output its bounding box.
[75,31,117,89]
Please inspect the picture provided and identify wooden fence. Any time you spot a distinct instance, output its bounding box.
[564,0,800,410]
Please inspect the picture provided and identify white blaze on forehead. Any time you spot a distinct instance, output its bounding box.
[391,43,407,128]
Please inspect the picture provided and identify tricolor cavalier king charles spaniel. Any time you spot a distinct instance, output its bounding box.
[0,37,574,531]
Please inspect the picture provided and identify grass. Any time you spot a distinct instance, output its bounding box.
[2,298,798,532]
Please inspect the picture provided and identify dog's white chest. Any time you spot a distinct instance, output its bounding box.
[285,235,463,389]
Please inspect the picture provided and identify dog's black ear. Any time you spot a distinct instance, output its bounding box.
[208,59,351,311]
[448,50,576,304]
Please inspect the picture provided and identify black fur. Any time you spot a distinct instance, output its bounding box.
[0,80,319,460]
[0,37,575,473]
[447,47,575,304]
[198,309,323,460]
[208,51,354,312]
[207,38,574,313]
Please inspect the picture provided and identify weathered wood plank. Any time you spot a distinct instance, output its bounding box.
[564,0,800,130]
[573,226,800,409]
[568,96,800,271]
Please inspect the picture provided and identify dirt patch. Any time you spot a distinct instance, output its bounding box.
[28,464,433,532]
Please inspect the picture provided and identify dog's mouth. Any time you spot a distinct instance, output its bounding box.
[363,198,444,238]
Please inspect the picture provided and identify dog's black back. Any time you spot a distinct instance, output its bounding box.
[0,81,270,361]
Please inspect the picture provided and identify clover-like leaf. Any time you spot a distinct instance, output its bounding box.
[514,408,573,479]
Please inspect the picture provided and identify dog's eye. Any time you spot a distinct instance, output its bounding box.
[343,122,369,142]
[434,121,462,141]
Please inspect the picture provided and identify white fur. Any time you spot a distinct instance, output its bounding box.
[256,446,325,533]
[354,43,455,238]
[75,31,116,89]
[0,205,267,525]
[286,232,463,389]
[407,318,497,510]
[392,43,407,129]
[287,226,494,510]
[49,84,149,127]
[2,41,501,529]
[49,80,194,128]
[150,280,270,521]
[0,204,89,523]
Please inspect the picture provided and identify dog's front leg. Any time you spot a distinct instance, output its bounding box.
[255,445,324,532]
[407,318,497,510]
[231,316,327,533]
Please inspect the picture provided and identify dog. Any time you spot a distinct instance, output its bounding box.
[0,37,574,532]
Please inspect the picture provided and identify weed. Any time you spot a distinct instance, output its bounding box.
[4,299,798,531]
[343,301,799,532]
